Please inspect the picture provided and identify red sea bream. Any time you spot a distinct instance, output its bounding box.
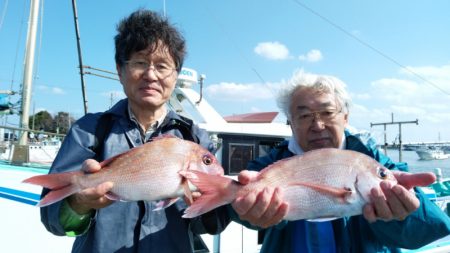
[23,136,224,208]
[180,148,397,220]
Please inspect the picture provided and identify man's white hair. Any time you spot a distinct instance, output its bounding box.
[277,70,352,121]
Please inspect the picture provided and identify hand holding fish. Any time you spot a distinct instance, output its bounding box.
[232,170,289,228]
[67,159,114,215]
[363,171,436,223]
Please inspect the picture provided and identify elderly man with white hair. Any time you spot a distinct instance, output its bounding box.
[230,70,450,253]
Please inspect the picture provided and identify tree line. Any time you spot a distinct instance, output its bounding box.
[29,111,76,135]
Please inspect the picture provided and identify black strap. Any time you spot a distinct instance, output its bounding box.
[159,116,198,144]
[90,113,114,162]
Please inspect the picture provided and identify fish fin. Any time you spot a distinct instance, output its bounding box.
[307,217,339,222]
[290,182,354,203]
[22,171,80,189]
[38,185,79,207]
[105,192,122,201]
[179,170,236,218]
[153,198,180,211]
[23,171,82,207]
[182,178,194,206]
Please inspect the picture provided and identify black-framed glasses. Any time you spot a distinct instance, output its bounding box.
[125,59,176,79]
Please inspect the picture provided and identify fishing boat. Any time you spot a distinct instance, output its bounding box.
[0,131,62,165]
[416,148,450,160]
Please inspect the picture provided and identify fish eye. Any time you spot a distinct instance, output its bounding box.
[377,167,388,179]
[202,155,213,165]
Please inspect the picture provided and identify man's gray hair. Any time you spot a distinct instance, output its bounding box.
[277,70,352,121]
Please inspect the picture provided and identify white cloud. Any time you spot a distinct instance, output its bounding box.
[424,112,450,124]
[254,41,290,60]
[349,64,450,141]
[370,78,421,103]
[250,106,262,113]
[298,49,323,62]
[52,87,65,94]
[350,92,371,100]
[351,103,370,113]
[36,85,50,91]
[34,107,48,114]
[205,82,276,101]
[390,105,426,115]
[36,85,65,95]
[400,65,450,80]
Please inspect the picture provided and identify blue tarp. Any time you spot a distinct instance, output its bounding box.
[0,94,12,112]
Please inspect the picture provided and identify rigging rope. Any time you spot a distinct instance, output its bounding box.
[33,0,45,84]
[0,0,8,31]
[10,0,28,92]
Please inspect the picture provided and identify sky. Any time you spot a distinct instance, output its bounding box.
[0,0,449,143]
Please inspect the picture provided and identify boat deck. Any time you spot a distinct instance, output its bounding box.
[0,162,74,253]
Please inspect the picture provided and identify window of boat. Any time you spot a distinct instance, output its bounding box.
[229,143,255,175]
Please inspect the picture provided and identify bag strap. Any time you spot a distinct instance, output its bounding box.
[159,115,198,144]
[90,113,114,162]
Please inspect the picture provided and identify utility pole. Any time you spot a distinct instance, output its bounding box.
[370,113,418,162]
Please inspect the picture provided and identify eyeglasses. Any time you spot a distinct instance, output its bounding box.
[125,59,176,79]
[294,108,342,125]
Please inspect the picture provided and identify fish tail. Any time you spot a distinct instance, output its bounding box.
[179,170,237,218]
[22,171,81,207]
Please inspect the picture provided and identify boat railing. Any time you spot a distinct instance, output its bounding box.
[0,125,65,144]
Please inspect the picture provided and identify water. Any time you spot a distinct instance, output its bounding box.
[384,149,450,177]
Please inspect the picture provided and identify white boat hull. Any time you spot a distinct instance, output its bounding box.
[416,150,450,160]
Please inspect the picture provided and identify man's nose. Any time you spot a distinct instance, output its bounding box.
[143,65,158,78]
[310,114,326,129]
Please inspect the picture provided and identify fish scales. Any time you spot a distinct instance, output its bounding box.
[98,139,193,200]
[248,149,391,220]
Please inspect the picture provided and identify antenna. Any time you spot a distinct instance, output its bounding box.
[195,74,206,105]
[163,0,166,17]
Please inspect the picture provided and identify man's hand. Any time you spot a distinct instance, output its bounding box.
[231,170,289,228]
[363,171,436,223]
[67,159,114,215]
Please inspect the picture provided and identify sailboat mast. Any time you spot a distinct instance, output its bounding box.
[71,0,88,115]
[19,0,40,145]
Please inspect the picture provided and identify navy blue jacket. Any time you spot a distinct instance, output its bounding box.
[232,130,450,253]
[40,99,230,253]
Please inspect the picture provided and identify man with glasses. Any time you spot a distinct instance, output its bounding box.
[230,71,450,252]
[40,9,230,253]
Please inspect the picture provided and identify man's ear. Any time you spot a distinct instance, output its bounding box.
[344,112,349,123]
